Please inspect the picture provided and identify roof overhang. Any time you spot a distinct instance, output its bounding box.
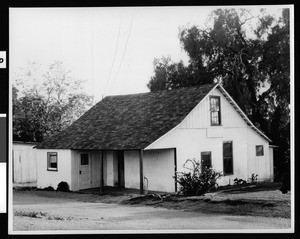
[13,141,37,145]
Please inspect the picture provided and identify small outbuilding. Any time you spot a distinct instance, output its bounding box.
[35,83,274,193]
[13,141,38,185]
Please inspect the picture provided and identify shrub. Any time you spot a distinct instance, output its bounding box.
[234,178,247,185]
[176,159,222,196]
[43,186,55,191]
[57,181,70,192]
[251,173,258,183]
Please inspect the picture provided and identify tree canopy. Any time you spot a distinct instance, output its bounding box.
[13,61,94,142]
[147,8,290,180]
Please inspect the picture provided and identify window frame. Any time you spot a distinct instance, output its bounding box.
[80,153,90,166]
[223,141,233,175]
[256,145,264,156]
[47,152,58,171]
[209,96,221,126]
[201,151,212,172]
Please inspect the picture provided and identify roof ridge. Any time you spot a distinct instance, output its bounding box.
[104,83,217,99]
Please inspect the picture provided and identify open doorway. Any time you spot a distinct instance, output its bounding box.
[117,151,125,188]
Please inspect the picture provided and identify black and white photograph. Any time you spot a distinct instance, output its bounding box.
[8,5,294,234]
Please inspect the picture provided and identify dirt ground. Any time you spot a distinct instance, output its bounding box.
[12,187,292,232]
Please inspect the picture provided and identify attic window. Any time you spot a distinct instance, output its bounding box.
[47,152,58,171]
[256,145,264,156]
[210,96,221,125]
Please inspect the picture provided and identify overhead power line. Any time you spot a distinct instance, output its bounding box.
[103,15,123,97]
[110,12,134,93]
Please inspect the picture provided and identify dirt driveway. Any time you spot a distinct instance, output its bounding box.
[12,190,291,232]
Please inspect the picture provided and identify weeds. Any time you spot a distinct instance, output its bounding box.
[13,210,73,220]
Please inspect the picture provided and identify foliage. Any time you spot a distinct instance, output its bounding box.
[57,181,70,192]
[251,173,258,183]
[148,8,290,180]
[43,186,55,191]
[13,61,94,142]
[176,159,222,196]
[234,178,247,185]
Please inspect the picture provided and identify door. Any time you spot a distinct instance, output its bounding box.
[117,151,125,187]
[79,153,91,189]
[201,151,212,172]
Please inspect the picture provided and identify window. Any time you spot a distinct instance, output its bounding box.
[256,145,264,156]
[80,154,89,165]
[47,152,57,171]
[201,152,212,172]
[223,141,233,175]
[210,96,221,125]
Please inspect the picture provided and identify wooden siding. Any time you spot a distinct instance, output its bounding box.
[13,143,37,183]
[178,88,248,129]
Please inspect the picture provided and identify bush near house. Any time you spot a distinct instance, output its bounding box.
[43,186,55,191]
[176,159,222,196]
[57,181,70,192]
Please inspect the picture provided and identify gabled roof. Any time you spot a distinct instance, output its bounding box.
[36,83,217,150]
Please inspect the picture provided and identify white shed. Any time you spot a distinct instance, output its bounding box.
[35,83,274,193]
[13,141,38,184]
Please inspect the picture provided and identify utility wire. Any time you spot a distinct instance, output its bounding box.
[91,13,95,104]
[103,15,123,97]
[110,12,134,93]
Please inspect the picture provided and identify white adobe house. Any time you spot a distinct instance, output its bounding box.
[35,83,274,193]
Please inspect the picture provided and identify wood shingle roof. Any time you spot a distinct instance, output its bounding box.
[36,83,217,150]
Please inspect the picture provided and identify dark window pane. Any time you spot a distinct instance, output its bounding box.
[47,152,57,170]
[50,162,57,168]
[256,145,264,156]
[223,142,232,157]
[201,152,211,171]
[224,157,233,174]
[223,142,233,175]
[81,154,89,165]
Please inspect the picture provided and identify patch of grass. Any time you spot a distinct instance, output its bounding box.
[13,210,74,221]
[14,210,47,218]
[149,198,290,218]
[122,189,290,218]
[13,186,37,191]
[215,182,282,194]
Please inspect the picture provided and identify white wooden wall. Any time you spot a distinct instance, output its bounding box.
[13,143,37,183]
[36,149,72,190]
[123,149,175,192]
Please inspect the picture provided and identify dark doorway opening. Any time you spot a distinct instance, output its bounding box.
[117,151,125,187]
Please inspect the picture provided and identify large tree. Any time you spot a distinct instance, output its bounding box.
[147,8,290,181]
[13,61,94,142]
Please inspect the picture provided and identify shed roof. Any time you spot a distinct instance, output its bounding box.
[36,83,217,150]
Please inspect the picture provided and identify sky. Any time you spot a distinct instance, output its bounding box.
[9,6,285,102]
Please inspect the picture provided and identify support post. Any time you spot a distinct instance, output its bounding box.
[139,149,144,195]
[174,148,177,193]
